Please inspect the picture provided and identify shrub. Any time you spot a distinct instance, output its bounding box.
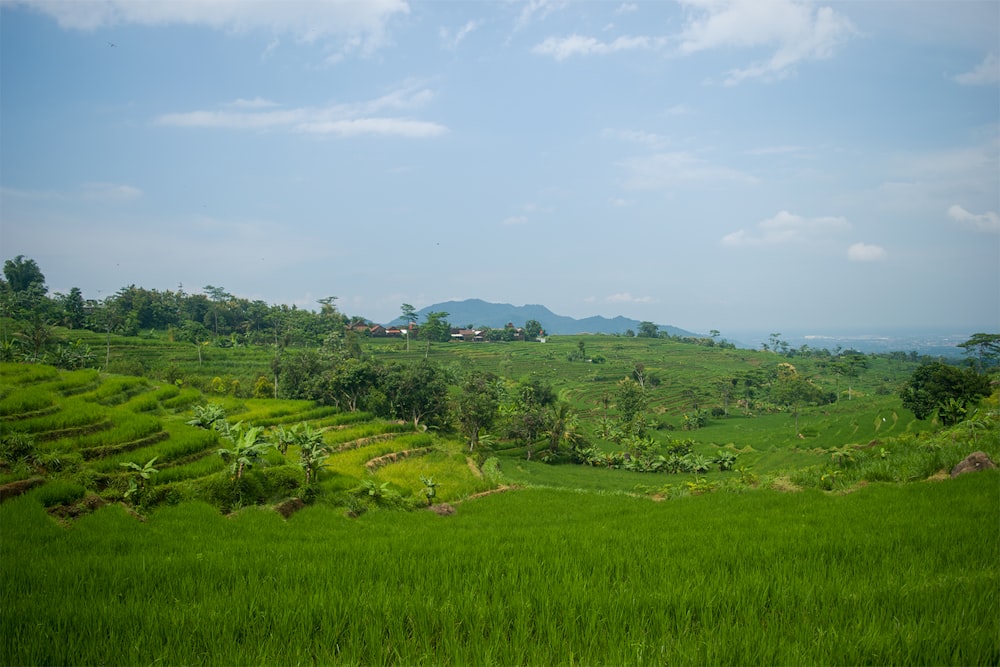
[262,465,304,496]
[0,431,37,463]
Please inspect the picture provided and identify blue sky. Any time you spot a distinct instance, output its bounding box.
[1,0,997,336]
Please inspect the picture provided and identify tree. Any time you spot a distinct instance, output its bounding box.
[768,333,789,355]
[900,362,991,425]
[831,350,868,400]
[957,333,1000,372]
[421,311,452,345]
[456,372,500,451]
[400,303,418,351]
[637,321,659,338]
[3,255,45,293]
[615,377,648,438]
[544,402,581,458]
[524,319,543,340]
[505,378,556,451]
[59,287,86,329]
[203,285,234,337]
[631,363,648,389]
[770,363,828,435]
[383,360,449,430]
[327,358,379,412]
[716,377,738,416]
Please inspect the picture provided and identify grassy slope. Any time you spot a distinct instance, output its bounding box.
[2,472,997,666]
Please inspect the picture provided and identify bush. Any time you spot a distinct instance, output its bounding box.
[262,465,304,496]
[0,431,37,463]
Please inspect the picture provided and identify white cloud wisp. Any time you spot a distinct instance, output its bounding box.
[847,242,887,262]
[722,210,850,246]
[954,53,1000,85]
[154,86,447,138]
[676,0,856,84]
[947,204,1000,233]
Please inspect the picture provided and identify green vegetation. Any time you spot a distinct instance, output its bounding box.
[2,475,996,665]
[1,257,998,665]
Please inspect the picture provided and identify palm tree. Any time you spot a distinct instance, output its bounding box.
[545,402,582,457]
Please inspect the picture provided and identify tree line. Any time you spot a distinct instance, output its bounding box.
[3,254,997,448]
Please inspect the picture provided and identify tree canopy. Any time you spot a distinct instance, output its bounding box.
[899,362,991,425]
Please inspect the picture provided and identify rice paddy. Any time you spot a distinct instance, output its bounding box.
[1,332,997,665]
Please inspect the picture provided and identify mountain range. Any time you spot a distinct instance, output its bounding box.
[388,299,701,337]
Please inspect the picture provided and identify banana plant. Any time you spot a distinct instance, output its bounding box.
[420,475,438,506]
[712,450,739,472]
[121,457,158,504]
[186,403,226,430]
[293,423,328,485]
[217,424,269,480]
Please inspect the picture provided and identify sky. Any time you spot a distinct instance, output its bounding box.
[1,0,998,337]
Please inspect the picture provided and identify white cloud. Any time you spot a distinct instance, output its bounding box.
[14,0,408,37]
[605,292,653,304]
[955,52,1000,85]
[620,151,757,190]
[664,104,694,116]
[515,0,569,30]
[744,144,803,155]
[722,210,850,246]
[502,215,529,226]
[533,34,663,60]
[676,0,856,84]
[947,204,1000,233]
[440,19,483,50]
[615,3,639,15]
[847,242,887,262]
[81,182,142,202]
[13,0,409,59]
[154,84,446,138]
[601,128,669,148]
[1,182,141,203]
[296,118,447,138]
[228,97,279,109]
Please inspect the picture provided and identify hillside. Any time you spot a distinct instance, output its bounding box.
[390,298,701,336]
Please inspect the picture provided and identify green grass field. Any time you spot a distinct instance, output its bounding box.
[1,331,998,665]
[2,472,997,666]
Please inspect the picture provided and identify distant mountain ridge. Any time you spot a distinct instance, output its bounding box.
[390,299,700,337]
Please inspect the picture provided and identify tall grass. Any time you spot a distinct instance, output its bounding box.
[2,473,996,666]
[0,385,53,416]
[89,424,219,472]
[10,402,108,436]
[45,412,162,452]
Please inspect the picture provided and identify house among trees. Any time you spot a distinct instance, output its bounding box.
[451,328,485,342]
